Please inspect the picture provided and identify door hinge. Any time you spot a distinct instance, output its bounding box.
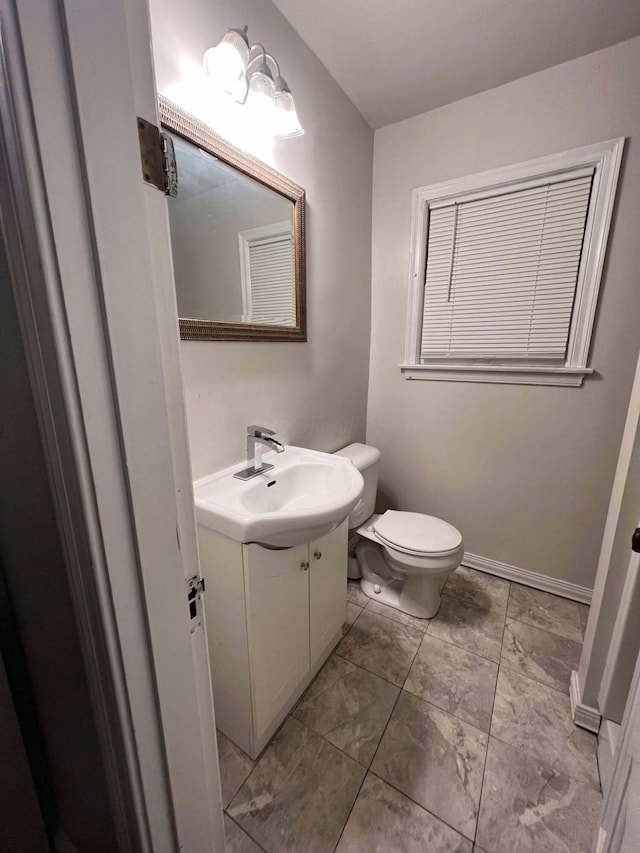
[137,116,178,197]
[186,575,205,620]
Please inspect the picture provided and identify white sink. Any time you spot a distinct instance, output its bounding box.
[194,446,364,547]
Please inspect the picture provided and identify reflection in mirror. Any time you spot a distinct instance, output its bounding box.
[159,96,306,341]
[168,134,296,326]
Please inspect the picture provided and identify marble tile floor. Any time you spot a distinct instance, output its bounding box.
[220,567,601,853]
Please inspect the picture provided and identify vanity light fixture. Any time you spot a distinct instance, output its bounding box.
[202,26,304,139]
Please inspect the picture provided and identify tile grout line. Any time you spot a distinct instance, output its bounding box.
[224,811,269,853]
[483,729,601,793]
[365,611,490,846]
[366,621,426,773]
[367,767,479,846]
[504,613,584,645]
[234,600,416,851]
[328,748,367,850]
[425,618,504,665]
[341,576,593,849]
[471,578,512,849]
[227,572,590,852]
[401,673,495,737]
[498,624,592,708]
[482,581,601,846]
[292,701,484,846]
[363,600,431,632]
[226,704,367,852]
[331,648,405,689]
[231,698,479,853]
[497,657,576,697]
[491,603,601,793]
[348,593,430,635]
[506,585,584,640]
[331,608,428,852]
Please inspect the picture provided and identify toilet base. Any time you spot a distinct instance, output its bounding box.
[360,576,443,620]
[355,539,454,619]
[347,555,362,580]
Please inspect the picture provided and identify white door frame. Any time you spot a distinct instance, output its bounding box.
[0,0,223,849]
[573,328,640,732]
[596,641,640,852]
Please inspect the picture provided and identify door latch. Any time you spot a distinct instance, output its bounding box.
[186,575,206,619]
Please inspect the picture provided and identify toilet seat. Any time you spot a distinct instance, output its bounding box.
[372,510,462,558]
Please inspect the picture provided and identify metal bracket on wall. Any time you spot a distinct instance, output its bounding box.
[136,116,178,197]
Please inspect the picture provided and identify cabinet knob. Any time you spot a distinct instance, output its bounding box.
[314,551,322,560]
[301,561,309,571]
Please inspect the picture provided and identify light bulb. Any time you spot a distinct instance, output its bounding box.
[245,64,277,130]
[273,77,304,138]
[203,28,249,102]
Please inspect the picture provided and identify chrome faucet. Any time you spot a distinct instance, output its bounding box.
[234,425,285,480]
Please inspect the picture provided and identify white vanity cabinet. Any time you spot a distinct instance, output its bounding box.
[244,542,310,738]
[309,531,349,664]
[198,520,347,759]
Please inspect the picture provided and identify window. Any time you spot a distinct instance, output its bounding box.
[239,221,296,326]
[403,139,624,386]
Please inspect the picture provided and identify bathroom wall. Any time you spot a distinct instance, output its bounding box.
[368,36,640,589]
[149,0,374,478]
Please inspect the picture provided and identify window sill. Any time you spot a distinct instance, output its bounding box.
[399,364,593,387]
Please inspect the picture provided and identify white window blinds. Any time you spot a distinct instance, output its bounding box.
[246,234,296,326]
[421,171,593,361]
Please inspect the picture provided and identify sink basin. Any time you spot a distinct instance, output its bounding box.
[194,445,364,547]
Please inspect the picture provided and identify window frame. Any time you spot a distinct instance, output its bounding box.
[238,220,295,324]
[402,138,624,386]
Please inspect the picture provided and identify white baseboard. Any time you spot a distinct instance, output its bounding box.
[597,718,622,798]
[462,552,592,604]
[570,669,601,733]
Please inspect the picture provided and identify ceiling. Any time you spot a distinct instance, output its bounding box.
[271,0,640,128]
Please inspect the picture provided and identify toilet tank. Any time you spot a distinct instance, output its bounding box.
[334,443,381,529]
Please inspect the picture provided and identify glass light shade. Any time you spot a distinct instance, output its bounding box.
[203,28,250,102]
[273,84,304,138]
[245,67,277,129]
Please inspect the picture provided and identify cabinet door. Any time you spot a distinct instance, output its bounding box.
[244,543,310,738]
[309,521,348,666]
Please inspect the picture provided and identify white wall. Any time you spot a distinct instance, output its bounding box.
[149,0,373,479]
[368,37,640,589]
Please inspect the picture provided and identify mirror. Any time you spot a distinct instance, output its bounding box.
[159,95,306,341]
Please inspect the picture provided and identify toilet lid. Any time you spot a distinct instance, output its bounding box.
[373,510,462,556]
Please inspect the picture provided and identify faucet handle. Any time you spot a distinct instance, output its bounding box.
[247,424,276,438]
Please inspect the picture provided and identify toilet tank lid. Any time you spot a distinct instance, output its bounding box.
[334,443,381,471]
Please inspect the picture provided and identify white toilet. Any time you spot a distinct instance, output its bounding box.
[335,443,464,619]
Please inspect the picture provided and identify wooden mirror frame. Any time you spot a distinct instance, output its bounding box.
[159,95,306,342]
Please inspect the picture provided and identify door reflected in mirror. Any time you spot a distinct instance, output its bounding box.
[160,96,306,341]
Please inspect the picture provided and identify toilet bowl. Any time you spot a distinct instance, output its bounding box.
[334,444,463,619]
[355,511,463,618]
